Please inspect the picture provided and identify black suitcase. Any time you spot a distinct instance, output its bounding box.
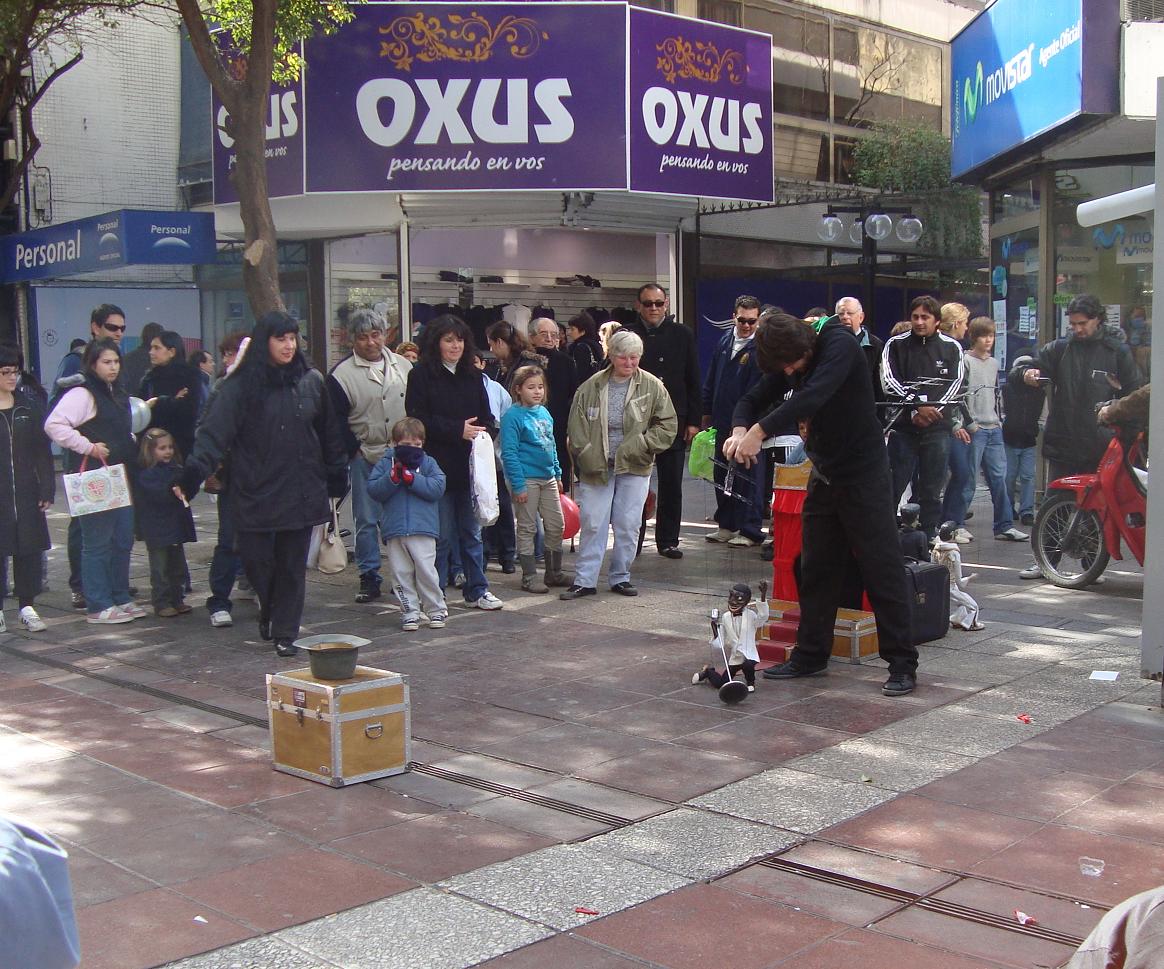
[904,559,950,645]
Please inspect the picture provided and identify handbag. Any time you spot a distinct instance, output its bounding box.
[316,500,347,574]
[469,432,500,526]
[63,456,133,517]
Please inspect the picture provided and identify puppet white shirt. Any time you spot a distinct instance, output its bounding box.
[711,602,769,665]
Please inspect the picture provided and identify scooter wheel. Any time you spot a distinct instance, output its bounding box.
[1031,491,1110,589]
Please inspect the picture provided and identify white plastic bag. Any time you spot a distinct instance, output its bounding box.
[469,432,499,526]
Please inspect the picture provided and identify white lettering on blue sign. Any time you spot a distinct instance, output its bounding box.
[216,92,299,149]
[985,43,1034,106]
[354,77,574,148]
[14,230,82,270]
[640,86,764,155]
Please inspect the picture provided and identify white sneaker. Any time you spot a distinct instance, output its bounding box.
[705,528,737,543]
[1019,563,1043,580]
[119,602,148,619]
[471,591,504,611]
[953,528,973,544]
[87,607,133,625]
[428,614,448,628]
[19,607,46,632]
[727,535,762,547]
[401,618,420,632]
[0,612,6,633]
[209,610,233,628]
[235,580,256,601]
[995,527,1029,542]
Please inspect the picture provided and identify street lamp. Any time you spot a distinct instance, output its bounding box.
[816,208,925,329]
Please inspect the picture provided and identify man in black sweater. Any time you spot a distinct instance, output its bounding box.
[627,283,702,558]
[725,312,919,697]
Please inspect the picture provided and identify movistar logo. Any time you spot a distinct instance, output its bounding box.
[1092,224,1125,249]
[963,62,984,125]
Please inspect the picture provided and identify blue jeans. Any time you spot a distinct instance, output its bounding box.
[962,426,1013,534]
[1005,444,1036,520]
[206,489,242,614]
[80,505,133,612]
[940,436,971,525]
[888,428,950,538]
[574,473,651,588]
[349,457,383,582]
[438,487,489,602]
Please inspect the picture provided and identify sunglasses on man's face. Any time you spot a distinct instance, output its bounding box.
[640,299,666,309]
[736,317,758,326]
[102,322,127,333]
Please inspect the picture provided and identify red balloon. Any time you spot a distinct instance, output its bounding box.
[560,492,581,540]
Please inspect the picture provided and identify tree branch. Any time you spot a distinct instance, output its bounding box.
[173,0,239,111]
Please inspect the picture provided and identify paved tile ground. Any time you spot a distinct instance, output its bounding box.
[0,479,1160,968]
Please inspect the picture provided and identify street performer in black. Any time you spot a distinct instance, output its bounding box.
[722,311,919,696]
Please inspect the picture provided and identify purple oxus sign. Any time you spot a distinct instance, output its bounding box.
[211,44,306,205]
[303,2,627,192]
[628,9,772,202]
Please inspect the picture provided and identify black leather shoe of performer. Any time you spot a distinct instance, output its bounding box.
[274,639,297,657]
[609,582,638,596]
[658,546,683,559]
[882,672,917,697]
[762,660,828,680]
[259,618,273,641]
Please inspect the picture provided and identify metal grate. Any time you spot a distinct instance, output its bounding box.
[1123,0,1164,21]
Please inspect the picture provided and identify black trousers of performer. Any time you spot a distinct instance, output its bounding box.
[653,438,685,550]
[791,469,919,677]
[235,526,313,641]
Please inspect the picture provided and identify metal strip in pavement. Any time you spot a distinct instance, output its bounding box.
[0,643,635,828]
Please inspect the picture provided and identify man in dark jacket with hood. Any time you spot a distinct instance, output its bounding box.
[702,295,765,546]
[725,312,919,697]
[881,294,967,538]
[627,283,702,558]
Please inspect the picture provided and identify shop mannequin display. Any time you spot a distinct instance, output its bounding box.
[932,521,983,631]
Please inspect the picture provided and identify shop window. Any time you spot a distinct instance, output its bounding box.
[630,0,675,11]
[991,180,1040,222]
[832,135,858,185]
[698,0,741,25]
[773,125,829,182]
[744,6,828,60]
[833,29,941,126]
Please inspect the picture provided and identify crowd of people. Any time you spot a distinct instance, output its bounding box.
[0,290,1146,687]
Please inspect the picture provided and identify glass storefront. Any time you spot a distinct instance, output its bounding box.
[327,234,402,367]
[989,176,1041,372]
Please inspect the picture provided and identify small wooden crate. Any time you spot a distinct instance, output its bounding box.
[774,460,812,490]
[766,599,879,665]
[267,666,411,787]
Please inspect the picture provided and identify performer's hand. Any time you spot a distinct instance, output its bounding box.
[1023,368,1042,387]
[913,406,941,427]
[723,425,764,467]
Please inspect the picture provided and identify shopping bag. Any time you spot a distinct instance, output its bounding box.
[63,458,133,517]
[470,432,500,526]
[688,427,716,482]
[317,500,347,574]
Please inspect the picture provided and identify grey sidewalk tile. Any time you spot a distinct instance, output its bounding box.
[871,707,1048,757]
[277,888,550,969]
[949,691,1097,727]
[587,807,799,880]
[440,842,690,930]
[911,647,1049,684]
[688,767,894,833]
[786,738,977,792]
[160,937,340,968]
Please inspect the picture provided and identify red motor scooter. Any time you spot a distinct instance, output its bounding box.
[1030,420,1147,588]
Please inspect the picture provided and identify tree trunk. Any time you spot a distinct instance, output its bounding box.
[230,97,284,317]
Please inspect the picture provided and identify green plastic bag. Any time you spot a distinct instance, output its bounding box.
[689,427,716,482]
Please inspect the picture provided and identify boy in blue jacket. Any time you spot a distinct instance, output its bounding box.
[367,417,448,631]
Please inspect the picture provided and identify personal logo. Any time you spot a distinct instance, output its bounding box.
[963,61,984,125]
[1092,224,1125,249]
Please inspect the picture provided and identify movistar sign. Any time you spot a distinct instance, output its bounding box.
[0,209,216,283]
[950,0,1118,178]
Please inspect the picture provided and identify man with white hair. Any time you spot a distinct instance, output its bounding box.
[528,316,579,481]
[327,309,413,603]
[835,297,883,397]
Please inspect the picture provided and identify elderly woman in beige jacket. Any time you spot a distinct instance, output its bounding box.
[560,330,677,600]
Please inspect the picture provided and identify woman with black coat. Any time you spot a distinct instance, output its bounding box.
[406,315,504,610]
[0,345,54,633]
[139,330,201,460]
[177,312,349,656]
[566,312,604,382]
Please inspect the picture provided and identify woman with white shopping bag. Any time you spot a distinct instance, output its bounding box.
[174,313,349,657]
[405,315,503,611]
[45,339,144,625]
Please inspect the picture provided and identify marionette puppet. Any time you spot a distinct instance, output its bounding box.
[932,521,985,631]
[692,581,770,703]
[898,502,929,561]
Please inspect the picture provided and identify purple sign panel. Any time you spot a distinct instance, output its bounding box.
[211,44,306,205]
[628,8,772,201]
[303,3,627,192]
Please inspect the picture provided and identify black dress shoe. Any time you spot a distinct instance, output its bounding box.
[559,584,597,600]
[610,582,638,596]
[658,546,683,559]
[259,619,273,641]
[762,660,828,680]
[274,639,297,657]
[71,591,86,610]
[501,561,517,574]
[882,672,917,697]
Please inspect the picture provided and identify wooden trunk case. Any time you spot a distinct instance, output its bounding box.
[767,599,879,665]
[267,666,411,787]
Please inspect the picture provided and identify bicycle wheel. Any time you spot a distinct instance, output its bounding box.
[1031,491,1110,588]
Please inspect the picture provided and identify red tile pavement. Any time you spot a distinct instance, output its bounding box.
[1054,781,1164,844]
[169,848,417,931]
[156,761,319,808]
[1001,723,1164,781]
[821,795,1043,871]
[473,933,649,967]
[575,744,767,801]
[768,928,1011,968]
[763,692,920,733]
[63,845,155,908]
[576,882,843,969]
[930,878,1104,942]
[244,783,442,841]
[715,864,908,927]
[74,888,254,969]
[774,842,953,895]
[671,715,853,763]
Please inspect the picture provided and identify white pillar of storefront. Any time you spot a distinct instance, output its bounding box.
[398,219,411,343]
[1142,77,1164,690]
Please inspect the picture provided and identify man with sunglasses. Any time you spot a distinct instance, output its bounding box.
[628,283,701,559]
[702,295,766,546]
[52,304,127,608]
